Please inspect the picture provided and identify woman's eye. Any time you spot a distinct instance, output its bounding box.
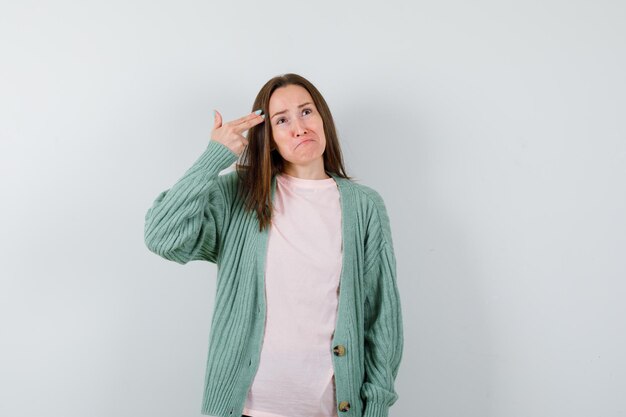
[276,109,312,125]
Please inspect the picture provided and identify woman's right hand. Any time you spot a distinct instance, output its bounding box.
[211,109,265,156]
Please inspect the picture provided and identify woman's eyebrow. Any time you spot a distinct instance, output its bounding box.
[271,102,313,119]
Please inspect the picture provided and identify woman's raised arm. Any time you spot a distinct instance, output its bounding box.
[143,109,265,264]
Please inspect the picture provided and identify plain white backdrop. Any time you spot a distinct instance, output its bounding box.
[1,1,625,416]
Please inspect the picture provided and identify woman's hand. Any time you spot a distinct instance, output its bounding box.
[211,109,265,156]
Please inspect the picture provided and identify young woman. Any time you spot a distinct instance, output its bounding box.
[144,73,403,417]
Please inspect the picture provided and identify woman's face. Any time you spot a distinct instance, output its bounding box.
[268,84,326,168]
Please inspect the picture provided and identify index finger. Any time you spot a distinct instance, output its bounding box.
[231,110,264,126]
[233,112,265,133]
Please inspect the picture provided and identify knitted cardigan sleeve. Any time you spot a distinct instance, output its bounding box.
[360,190,404,417]
[144,140,239,264]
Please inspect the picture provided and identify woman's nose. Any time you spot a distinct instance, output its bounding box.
[293,118,307,136]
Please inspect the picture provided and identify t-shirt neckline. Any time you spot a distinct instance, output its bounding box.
[277,172,337,188]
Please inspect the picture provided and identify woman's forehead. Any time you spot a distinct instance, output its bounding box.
[269,85,312,108]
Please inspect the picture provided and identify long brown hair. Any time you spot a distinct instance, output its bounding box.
[235,73,352,232]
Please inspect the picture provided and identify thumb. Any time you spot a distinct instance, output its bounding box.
[213,109,222,129]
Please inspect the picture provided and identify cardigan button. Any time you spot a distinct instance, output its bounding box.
[332,344,346,356]
[338,401,351,412]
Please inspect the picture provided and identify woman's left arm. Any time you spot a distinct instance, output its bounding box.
[360,193,404,417]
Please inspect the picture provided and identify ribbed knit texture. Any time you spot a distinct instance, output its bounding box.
[144,140,404,417]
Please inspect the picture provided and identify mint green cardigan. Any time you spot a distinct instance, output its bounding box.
[144,140,404,417]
